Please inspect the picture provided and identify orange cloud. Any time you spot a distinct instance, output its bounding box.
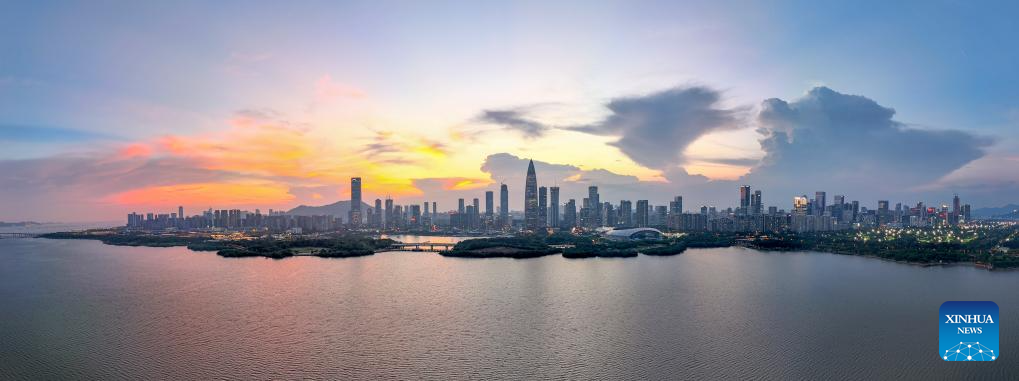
[118,143,153,159]
[155,123,321,179]
[423,177,493,191]
[109,182,295,207]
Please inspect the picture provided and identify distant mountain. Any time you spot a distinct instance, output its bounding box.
[972,204,1019,219]
[287,200,373,217]
[0,221,43,227]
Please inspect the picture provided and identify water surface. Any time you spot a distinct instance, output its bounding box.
[1,238,1014,379]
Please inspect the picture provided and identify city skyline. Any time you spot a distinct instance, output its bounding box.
[2,2,1018,221]
[123,159,984,235]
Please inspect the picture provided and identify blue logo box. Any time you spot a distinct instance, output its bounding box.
[940,301,998,361]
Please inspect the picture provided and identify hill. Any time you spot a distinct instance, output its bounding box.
[287,200,373,218]
[972,204,1019,219]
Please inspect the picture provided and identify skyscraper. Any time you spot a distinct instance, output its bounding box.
[588,186,601,226]
[602,202,615,226]
[374,199,383,228]
[524,160,539,230]
[549,186,560,228]
[833,195,845,206]
[178,206,184,219]
[669,196,683,215]
[793,196,809,215]
[751,190,762,215]
[564,199,577,228]
[349,177,362,226]
[485,191,494,222]
[620,200,633,226]
[384,198,394,229]
[499,184,509,227]
[952,194,961,225]
[636,200,649,227]
[473,198,480,229]
[458,198,465,214]
[878,200,890,225]
[814,191,826,216]
[739,185,751,214]
[538,186,548,228]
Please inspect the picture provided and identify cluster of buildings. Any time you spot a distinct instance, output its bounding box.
[126,159,977,234]
[126,207,337,233]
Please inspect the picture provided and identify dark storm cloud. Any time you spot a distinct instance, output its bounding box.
[745,87,993,197]
[569,86,742,170]
[478,87,742,168]
[476,109,550,138]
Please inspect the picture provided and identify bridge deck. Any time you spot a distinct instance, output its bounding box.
[0,233,39,239]
[388,242,456,252]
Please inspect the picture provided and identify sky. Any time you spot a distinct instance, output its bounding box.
[1,0,1017,222]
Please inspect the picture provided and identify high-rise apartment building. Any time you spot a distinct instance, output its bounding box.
[485,191,494,226]
[739,185,751,214]
[670,196,683,215]
[814,191,826,216]
[349,177,362,226]
[563,199,577,228]
[549,186,560,228]
[588,186,601,226]
[500,184,509,227]
[620,200,633,226]
[538,186,548,228]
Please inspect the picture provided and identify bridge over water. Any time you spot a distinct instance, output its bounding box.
[0,233,39,239]
[388,242,456,252]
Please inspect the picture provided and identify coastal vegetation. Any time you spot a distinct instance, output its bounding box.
[40,230,395,259]
[39,224,1019,268]
[213,237,394,259]
[440,236,562,258]
[41,231,206,247]
[444,232,688,259]
[741,225,1019,268]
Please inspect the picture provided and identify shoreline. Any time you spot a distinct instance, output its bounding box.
[34,231,1010,270]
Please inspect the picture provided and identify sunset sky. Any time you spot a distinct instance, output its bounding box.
[2,1,1017,221]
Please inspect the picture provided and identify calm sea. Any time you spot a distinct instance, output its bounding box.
[1,237,1015,379]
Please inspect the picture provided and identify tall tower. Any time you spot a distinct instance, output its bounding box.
[564,199,577,228]
[538,186,548,228]
[549,186,560,228]
[669,196,683,215]
[814,191,826,216]
[349,177,362,226]
[952,194,961,225]
[485,191,494,219]
[472,198,480,230]
[384,198,394,229]
[500,183,509,227]
[739,185,751,214]
[751,191,762,215]
[636,200,649,227]
[588,186,601,226]
[374,199,382,228]
[524,160,539,230]
[620,200,633,226]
